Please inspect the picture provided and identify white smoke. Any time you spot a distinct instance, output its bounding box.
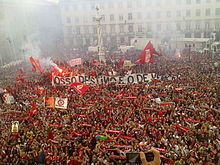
[39,57,61,72]
[21,34,41,59]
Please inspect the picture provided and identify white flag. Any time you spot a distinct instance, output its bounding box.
[55,97,68,109]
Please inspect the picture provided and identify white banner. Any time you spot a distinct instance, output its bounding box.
[55,97,68,109]
[69,58,82,66]
[51,73,175,86]
[12,121,19,132]
[2,93,14,104]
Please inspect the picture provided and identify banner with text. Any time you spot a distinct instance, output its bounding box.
[69,58,82,66]
[52,73,173,86]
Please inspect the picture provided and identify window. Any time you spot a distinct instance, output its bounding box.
[216,8,220,16]
[65,6,69,11]
[196,9,200,16]
[147,12,151,18]
[215,21,220,29]
[195,22,200,30]
[176,23,181,31]
[93,26,97,34]
[186,9,191,17]
[157,24,161,31]
[147,24,152,32]
[128,13,132,20]
[76,26,80,34]
[138,25,143,32]
[108,2,114,9]
[217,0,220,2]
[110,14,114,21]
[66,17,71,23]
[185,32,191,38]
[156,0,161,6]
[101,15,105,22]
[136,0,142,7]
[102,25,106,33]
[66,26,72,34]
[206,8,211,16]
[75,17,79,23]
[128,24,133,32]
[118,1,123,8]
[167,11,171,17]
[127,0,132,8]
[186,0,191,4]
[73,5,78,10]
[92,17,96,22]
[84,26,89,34]
[156,12,161,18]
[120,37,125,43]
[186,22,191,30]
[206,0,211,2]
[120,25,124,32]
[205,22,210,30]
[196,0,201,4]
[119,15,123,20]
[110,25,115,33]
[100,3,105,9]
[145,0,152,6]
[194,32,201,38]
[83,16,88,23]
[176,0,181,4]
[90,4,95,10]
[137,12,142,20]
[166,24,171,31]
[176,11,181,17]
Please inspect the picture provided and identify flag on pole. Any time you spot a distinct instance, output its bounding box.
[70,82,90,95]
[29,56,43,73]
[135,41,160,65]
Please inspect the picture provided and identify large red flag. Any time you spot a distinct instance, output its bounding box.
[70,82,90,95]
[135,41,160,65]
[29,57,43,73]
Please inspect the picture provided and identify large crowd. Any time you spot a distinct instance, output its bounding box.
[0,51,219,165]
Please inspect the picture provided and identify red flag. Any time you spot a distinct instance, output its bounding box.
[119,88,125,96]
[118,58,124,68]
[18,69,23,75]
[48,128,54,140]
[29,56,43,73]
[70,82,90,95]
[135,41,160,65]
[16,69,24,83]
[175,123,189,133]
[93,60,99,66]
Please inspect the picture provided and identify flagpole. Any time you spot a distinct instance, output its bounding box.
[95,7,105,63]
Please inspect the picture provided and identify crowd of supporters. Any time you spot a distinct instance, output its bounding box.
[0,51,219,165]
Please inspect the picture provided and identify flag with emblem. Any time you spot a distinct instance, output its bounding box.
[135,41,160,65]
[70,82,90,95]
[55,97,68,109]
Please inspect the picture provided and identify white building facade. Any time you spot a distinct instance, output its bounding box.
[60,0,220,50]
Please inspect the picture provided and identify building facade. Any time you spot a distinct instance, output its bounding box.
[60,0,220,51]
